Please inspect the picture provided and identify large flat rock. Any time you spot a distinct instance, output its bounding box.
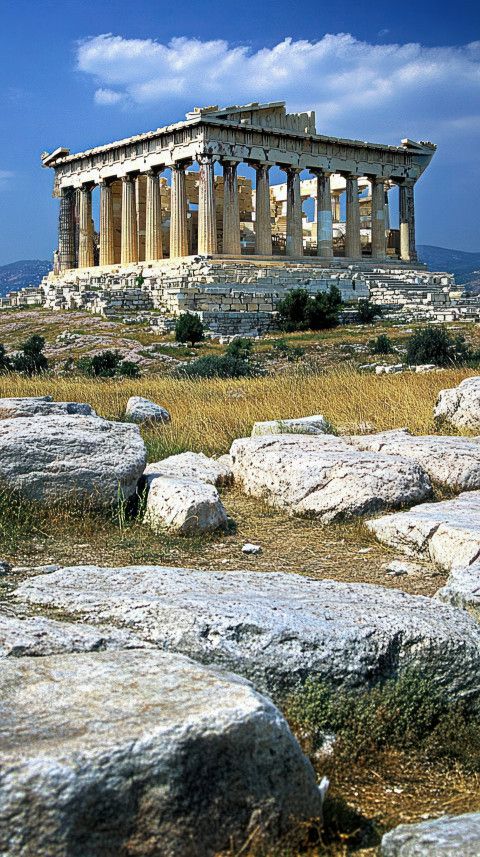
[367,492,480,570]
[0,650,322,857]
[16,567,480,700]
[144,475,227,534]
[0,612,149,657]
[145,451,233,487]
[0,396,95,419]
[251,415,330,436]
[0,414,146,505]
[436,562,480,621]
[346,429,480,491]
[381,812,480,856]
[230,435,432,522]
[434,376,480,430]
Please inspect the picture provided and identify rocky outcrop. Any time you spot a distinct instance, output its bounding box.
[367,492,480,570]
[0,414,146,505]
[434,376,480,430]
[346,429,480,491]
[381,812,480,856]
[0,396,95,419]
[436,562,480,621]
[144,475,227,534]
[125,395,170,423]
[251,415,330,436]
[0,650,322,857]
[145,451,233,487]
[16,567,480,700]
[0,612,149,657]
[230,434,432,522]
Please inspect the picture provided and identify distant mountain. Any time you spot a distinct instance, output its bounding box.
[417,245,480,294]
[0,260,51,297]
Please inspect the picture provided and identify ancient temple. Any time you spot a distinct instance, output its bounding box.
[42,101,436,271]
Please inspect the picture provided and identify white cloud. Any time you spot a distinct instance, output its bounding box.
[76,33,480,157]
[0,170,14,188]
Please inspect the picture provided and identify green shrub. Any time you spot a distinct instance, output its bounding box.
[269,339,305,361]
[277,286,342,332]
[12,334,48,375]
[225,337,254,360]
[175,312,205,346]
[77,350,140,378]
[178,354,258,379]
[369,334,395,355]
[406,327,472,366]
[357,300,381,324]
[0,344,12,374]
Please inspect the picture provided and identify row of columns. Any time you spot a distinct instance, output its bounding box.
[58,156,416,271]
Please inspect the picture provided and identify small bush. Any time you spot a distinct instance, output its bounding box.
[175,312,205,346]
[357,300,381,324]
[77,350,141,378]
[225,337,253,361]
[12,334,48,375]
[406,327,473,366]
[369,334,395,355]
[269,339,305,362]
[0,344,12,374]
[277,287,342,332]
[178,354,258,379]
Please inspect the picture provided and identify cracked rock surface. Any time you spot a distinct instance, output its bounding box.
[381,812,480,856]
[0,612,150,657]
[436,561,480,621]
[434,376,480,430]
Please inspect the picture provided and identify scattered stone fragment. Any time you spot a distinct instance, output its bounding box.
[0,650,322,857]
[346,429,480,491]
[367,492,480,570]
[230,434,432,522]
[11,564,60,575]
[414,363,437,373]
[145,451,233,487]
[0,414,146,505]
[125,395,170,423]
[383,560,424,576]
[144,475,227,534]
[251,415,331,436]
[434,376,480,430]
[16,567,480,700]
[381,812,480,856]
[0,561,11,575]
[436,562,480,621]
[375,364,404,374]
[0,612,149,657]
[0,396,95,419]
[242,543,262,555]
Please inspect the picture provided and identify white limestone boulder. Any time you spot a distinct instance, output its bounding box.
[346,429,480,491]
[125,395,170,423]
[144,475,227,534]
[251,415,330,437]
[381,812,480,856]
[145,450,233,487]
[0,414,146,505]
[434,376,480,430]
[367,492,480,570]
[0,650,322,857]
[230,434,432,522]
[0,612,149,657]
[16,567,480,701]
[0,396,95,419]
[436,562,480,621]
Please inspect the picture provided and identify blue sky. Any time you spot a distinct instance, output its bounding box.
[0,0,479,265]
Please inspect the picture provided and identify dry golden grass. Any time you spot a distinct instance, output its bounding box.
[0,366,476,458]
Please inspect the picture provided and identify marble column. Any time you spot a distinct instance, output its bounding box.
[197,154,217,255]
[78,184,94,269]
[345,175,362,259]
[254,163,272,255]
[145,170,163,261]
[315,171,333,258]
[371,177,387,259]
[121,175,138,265]
[99,180,115,267]
[58,187,76,271]
[170,163,189,258]
[399,181,417,262]
[285,168,303,257]
[222,160,241,255]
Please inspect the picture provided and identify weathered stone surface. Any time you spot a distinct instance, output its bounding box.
[434,376,480,430]
[145,451,233,487]
[0,396,95,419]
[251,415,330,436]
[230,434,432,522]
[16,567,480,700]
[0,414,146,505]
[125,395,170,423]
[381,812,480,856]
[0,612,149,657]
[144,476,227,534]
[347,429,480,491]
[367,492,480,570]
[436,562,480,620]
[0,650,322,857]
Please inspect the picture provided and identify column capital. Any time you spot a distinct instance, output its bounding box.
[196,152,217,167]
[310,168,332,178]
[121,173,138,183]
[145,167,164,178]
[220,157,241,168]
[171,160,189,173]
[282,165,302,175]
